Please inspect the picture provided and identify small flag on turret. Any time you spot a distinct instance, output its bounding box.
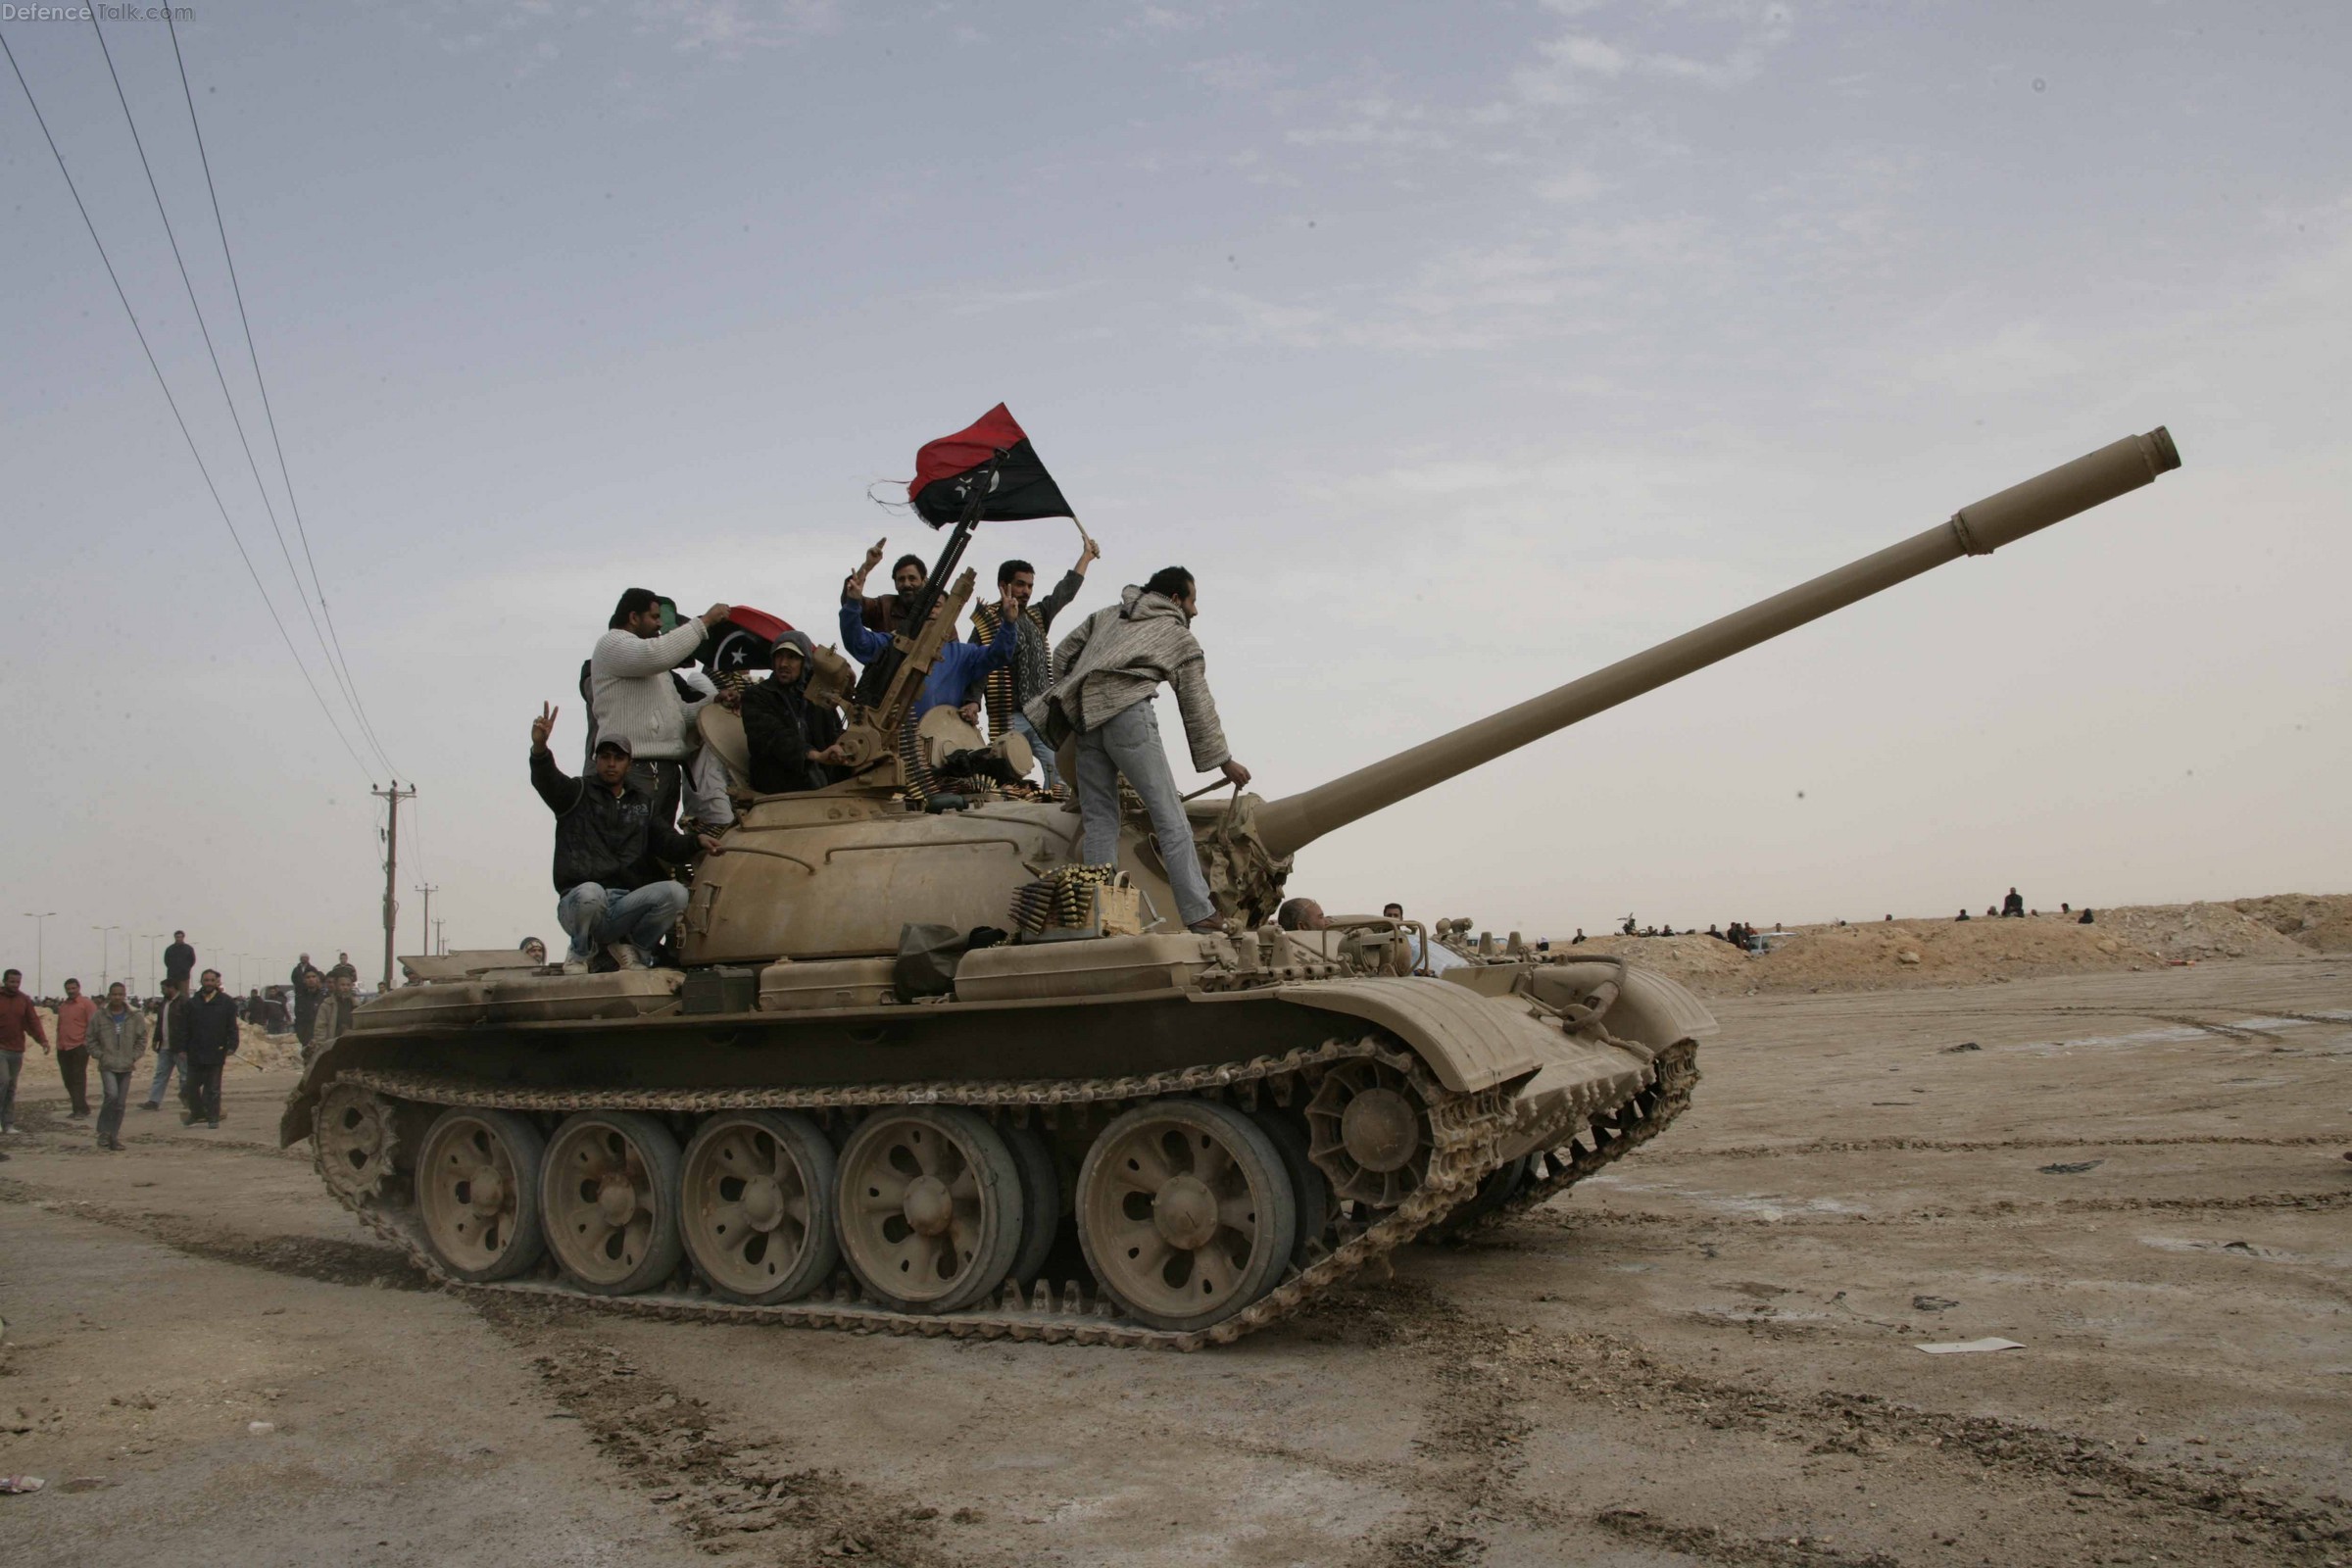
[908,404,1073,526]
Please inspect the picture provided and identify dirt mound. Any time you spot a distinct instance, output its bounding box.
[1571,933,1757,992]
[1545,893,2347,998]
[2090,902,2311,963]
[1748,917,2161,994]
[2230,892,2352,954]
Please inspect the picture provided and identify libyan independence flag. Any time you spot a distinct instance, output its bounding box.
[907,404,1074,526]
[698,607,797,675]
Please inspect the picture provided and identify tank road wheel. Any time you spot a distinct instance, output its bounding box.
[315,1082,400,1201]
[1250,1110,1331,1266]
[416,1108,547,1282]
[679,1111,839,1304]
[1425,1153,1532,1244]
[1304,1058,1434,1209]
[835,1107,1024,1314]
[1077,1100,1298,1335]
[541,1111,686,1297]
[1000,1122,1063,1290]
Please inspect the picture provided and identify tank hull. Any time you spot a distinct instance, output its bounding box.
[283,956,1711,1348]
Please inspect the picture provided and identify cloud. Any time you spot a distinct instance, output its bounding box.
[631,0,841,53]
[1534,167,1610,205]
[1185,52,1285,94]
[1514,2,1794,104]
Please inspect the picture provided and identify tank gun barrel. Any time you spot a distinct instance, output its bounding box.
[1254,427,2180,860]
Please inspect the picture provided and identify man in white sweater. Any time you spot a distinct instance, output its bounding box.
[590,588,731,827]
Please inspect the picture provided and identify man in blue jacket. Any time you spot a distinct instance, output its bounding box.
[836,585,1014,723]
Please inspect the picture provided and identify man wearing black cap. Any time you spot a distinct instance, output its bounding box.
[531,702,715,973]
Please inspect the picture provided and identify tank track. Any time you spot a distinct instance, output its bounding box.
[1456,1037,1700,1238]
[315,1034,1693,1348]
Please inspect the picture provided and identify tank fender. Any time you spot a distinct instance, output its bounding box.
[1271,976,1551,1094]
[1525,962,1720,1048]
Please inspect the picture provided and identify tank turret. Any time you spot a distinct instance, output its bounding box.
[688,428,2180,958]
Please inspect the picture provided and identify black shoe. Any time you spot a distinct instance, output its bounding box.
[207,1120,220,1130]
[69,1109,90,1119]
[181,1112,197,1126]
[139,1102,160,1111]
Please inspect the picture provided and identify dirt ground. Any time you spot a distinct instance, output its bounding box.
[3,956,2347,1567]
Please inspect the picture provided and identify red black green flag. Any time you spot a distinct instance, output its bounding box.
[907,404,1073,526]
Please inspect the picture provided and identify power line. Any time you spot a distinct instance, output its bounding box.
[84,14,398,781]
[0,23,376,786]
[162,10,405,781]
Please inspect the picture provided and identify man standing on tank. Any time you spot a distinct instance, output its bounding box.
[968,539,1098,788]
[588,588,733,831]
[1028,566,1250,934]
[179,968,239,1129]
[530,702,716,972]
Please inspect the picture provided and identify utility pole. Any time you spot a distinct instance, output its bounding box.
[372,782,416,991]
[433,916,446,956]
[415,883,438,962]
[93,924,121,987]
[140,933,161,996]
[22,912,57,995]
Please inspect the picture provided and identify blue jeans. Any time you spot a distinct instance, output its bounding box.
[145,1046,182,1107]
[96,1069,131,1145]
[1008,710,1059,789]
[0,1050,20,1130]
[558,881,689,960]
[1074,700,1217,927]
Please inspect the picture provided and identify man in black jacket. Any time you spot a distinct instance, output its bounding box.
[163,930,196,993]
[531,702,714,973]
[741,632,846,795]
[180,968,239,1128]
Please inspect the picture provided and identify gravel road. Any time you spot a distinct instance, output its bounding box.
[3,956,2346,1566]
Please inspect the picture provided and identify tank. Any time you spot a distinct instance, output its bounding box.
[283,427,2180,1349]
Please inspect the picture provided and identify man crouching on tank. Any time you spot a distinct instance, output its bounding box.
[1027,565,1250,934]
[530,702,717,973]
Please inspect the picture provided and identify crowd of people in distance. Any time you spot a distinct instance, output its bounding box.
[0,937,372,1155]
[1585,889,2098,950]
[533,532,1255,972]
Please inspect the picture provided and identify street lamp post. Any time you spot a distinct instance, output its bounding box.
[140,933,162,996]
[92,924,122,988]
[21,912,58,995]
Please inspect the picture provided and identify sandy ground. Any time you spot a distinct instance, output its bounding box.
[3,956,2348,1567]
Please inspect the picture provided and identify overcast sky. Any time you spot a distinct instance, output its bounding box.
[3,0,2345,990]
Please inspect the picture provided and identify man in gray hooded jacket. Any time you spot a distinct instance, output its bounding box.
[1027,566,1250,932]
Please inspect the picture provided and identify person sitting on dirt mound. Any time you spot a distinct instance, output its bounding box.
[2079,907,2095,924]
[529,703,717,974]
[1956,908,1972,921]
[2002,887,2027,917]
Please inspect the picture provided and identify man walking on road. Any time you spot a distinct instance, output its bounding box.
[142,978,188,1112]
[293,968,325,1054]
[1028,566,1250,933]
[88,982,146,1152]
[180,968,239,1129]
[164,930,196,994]
[53,976,96,1119]
[1,967,50,1136]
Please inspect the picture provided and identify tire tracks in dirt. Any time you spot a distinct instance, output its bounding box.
[0,1175,420,1290]
[469,1297,997,1567]
[1494,1323,2351,1565]
[1645,1133,2342,1164]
